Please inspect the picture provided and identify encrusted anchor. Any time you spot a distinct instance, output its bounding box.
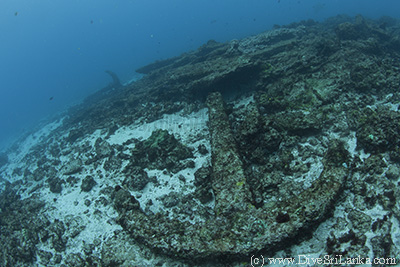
[114,91,349,261]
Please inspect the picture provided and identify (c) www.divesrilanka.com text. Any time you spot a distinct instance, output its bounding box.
[250,254,397,266]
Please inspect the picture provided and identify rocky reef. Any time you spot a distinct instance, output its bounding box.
[1,14,400,266]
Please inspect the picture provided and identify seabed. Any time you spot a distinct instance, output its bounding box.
[1,15,400,266]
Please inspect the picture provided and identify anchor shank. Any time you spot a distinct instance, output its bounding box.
[206,92,252,215]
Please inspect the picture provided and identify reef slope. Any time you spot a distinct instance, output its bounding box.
[1,15,400,266]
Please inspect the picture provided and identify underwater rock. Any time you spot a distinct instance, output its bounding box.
[197,143,209,155]
[62,158,83,175]
[335,15,372,41]
[122,166,153,191]
[349,59,384,92]
[49,219,67,252]
[160,191,182,208]
[81,175,97,192]
[129,129,194,173]
[347,209,373,233]
[193,165,213,204]
[386,164,400,180]
[101,233,141,267]
[64,251,101,267]
[232,99,282,165]
[323,140,351,167]
[66,128,84,144]
[66,176,79,187]
[370,218,393,260]
[335,22,363,40]
[0,185,47,266]
[47,177,64,193]
[94,138,114,158]
[64,215,86,238]
[268,110,323,136]
[113,186,140,213]
[356,106,400,153]
[37,250,53,266]
[103,155,123,172]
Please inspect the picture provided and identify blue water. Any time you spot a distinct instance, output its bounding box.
[0,0,399,151]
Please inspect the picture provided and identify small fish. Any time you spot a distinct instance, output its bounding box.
[49,97,54,101]
[14,12,18,16]
[90,20,93,24]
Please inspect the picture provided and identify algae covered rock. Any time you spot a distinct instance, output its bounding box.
[48,177,64,193]
[0,185,47,266]
[356,106,400,154]
[81,175,97,192]
[130,129,194,172]
[62,158,82,175]
[193,165,213,204]
[122,166,153,191]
